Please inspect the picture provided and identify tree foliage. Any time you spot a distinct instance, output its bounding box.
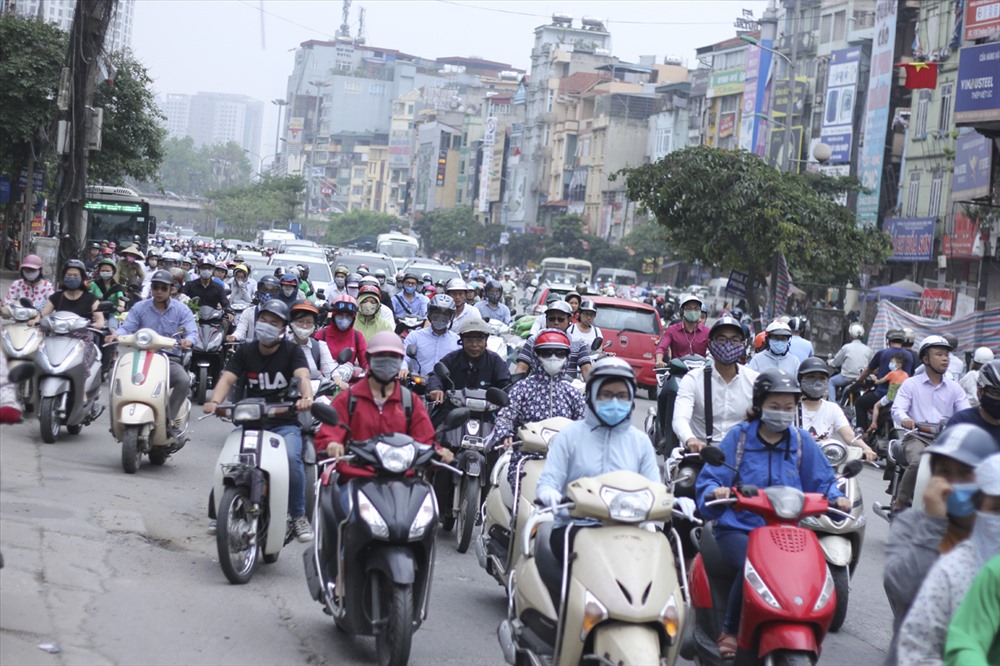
[413,207,484,259]
[323,209,401,246]
[89,51,167,184]
[205,174,305,239]
[144,136,251,196]
[616,145,891,317]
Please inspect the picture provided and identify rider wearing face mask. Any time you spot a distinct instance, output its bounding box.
[228,264,257,308]
[391,271,430,319]
[353,285,393,343]
[315,294,368,370]
[183,257,232,316]
[796,356,877,461]
[229,275,278,343]
[3,254,54,310]
[277,272,301,307]
[325,265,350,300]
[946,360,1000,447]
[400,294,461,380]
[475,279,512,324]
[696,368,848,659]
[89,258,126,313]
[288,300,341,383]
[655,294,710,368]
[747,320,801,375]
[115,245,146,287]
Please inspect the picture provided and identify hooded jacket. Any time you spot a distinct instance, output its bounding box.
[315,321,368,369]
[491,349,585,442]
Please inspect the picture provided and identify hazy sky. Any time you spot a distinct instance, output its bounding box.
[132,0,768,154]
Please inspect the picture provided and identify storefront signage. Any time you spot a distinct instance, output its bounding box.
[952,132,993,200]
[820,47,862,164]
[954,41,1000,124]
[884,217,934,262]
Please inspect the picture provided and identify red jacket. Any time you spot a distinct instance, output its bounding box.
[315,323,368,369]
[315,379,437,454]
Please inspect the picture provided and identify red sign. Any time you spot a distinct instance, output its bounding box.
[942,211,983,259]
[919,288,954,319]
[718,113,736,138]
[31,214,44,234]
[320,184,333,195]
[965,0,1000,41]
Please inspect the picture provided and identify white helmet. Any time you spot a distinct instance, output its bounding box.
[766,320,792,336]
[973,347,995,365]
[848,323,864,339]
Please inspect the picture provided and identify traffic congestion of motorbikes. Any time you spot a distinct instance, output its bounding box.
[1,235,998,666]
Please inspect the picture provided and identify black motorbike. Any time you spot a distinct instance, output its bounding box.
[190,304,227,405]
[304,403,469,666]
[645,354,707,456]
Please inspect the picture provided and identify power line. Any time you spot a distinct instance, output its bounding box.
[433,0,744,25]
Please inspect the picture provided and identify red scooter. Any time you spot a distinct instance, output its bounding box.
[680,447,862,665]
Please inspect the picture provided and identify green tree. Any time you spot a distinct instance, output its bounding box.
[206,174,305,239]
[323,209,401,246]
[89,51,167,184]
[413,207,484,259]
[150,136,210,196]
[616,146,891,319]
[546,214,585,256]
[585,234,633,273]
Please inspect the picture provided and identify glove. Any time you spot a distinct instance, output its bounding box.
[673,497,698,520]
[537,488,561,511]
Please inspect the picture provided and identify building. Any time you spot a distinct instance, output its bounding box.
[4,0,136,52]
[159,92,264,161]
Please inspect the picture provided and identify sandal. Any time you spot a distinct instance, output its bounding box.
[718,633,738,660]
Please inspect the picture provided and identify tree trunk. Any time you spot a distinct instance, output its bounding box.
[746,269,763,331]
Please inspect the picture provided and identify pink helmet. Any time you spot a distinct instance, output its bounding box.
[20,254,43,270]
[367,331,405,357]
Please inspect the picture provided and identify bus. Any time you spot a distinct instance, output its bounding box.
[84,186,155,252]
[376,232,419,263]
[539,256,593,286]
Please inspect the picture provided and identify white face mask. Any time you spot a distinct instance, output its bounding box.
[291,323,315,340]
[541,356,567,377]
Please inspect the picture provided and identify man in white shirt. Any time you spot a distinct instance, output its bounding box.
[828,322,873,401]
[958,347,995,407]
[673,317,759,452]
[445,278,482,332]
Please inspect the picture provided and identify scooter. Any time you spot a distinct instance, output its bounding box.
[681,447,863,666]
[108,328,192,473]
[33,309,107,443]
[872,421,941,522]
[645,354,707,456]
[190,304,227,405]
[500,471,695,666]
[802,439,867,632]
[303,403,470,666]
[476,416,573,591]
[663,446,706,560]
[1,298,42,413]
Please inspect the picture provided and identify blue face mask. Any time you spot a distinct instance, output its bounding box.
[888,361,898,371]
[595,398,631,426]
[769,339,790,356]
[946,482,978,517]
[258,292,273,304]
[403,284,416,295]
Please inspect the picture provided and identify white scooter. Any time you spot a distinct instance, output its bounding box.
[1,298,43,413]
[109,328,192,473]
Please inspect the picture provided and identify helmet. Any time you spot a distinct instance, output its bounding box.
[149,269,173,286]
[61,259,87,277]
[169,267,187,285]
[256,299,290,324]
[678,294,703,309]
[214,262,227,272]
[374,268,387,279]
[765,320,792,337]
[421,273,432,283]
[331,294,358,315]
[147,248,161,258]
[359,275,380,287]
[942,333,959,350]
[367,331,406,357]
[886,329,907,343]
[20,254,43,270]
[334,265,349,277]
[848,323,864,339]
[88,241,101,250]
[290,300,320,321]
[98,258,117,272]
[357,263,369,275]
[530,279,538,288]
[162,251,182,263]
[535,329,571,351]
[279,272,298,286]
[459,318,492,337]
[972,347,995,365]
[357,284,381,301]
[925,424,996,468]
[346,272,362,287]
[233,264,249,276]
[545,300,573,316]
[428,293,457,314]
[797,356,831,378]
[788,316,807,333]
[485,279,503,294]
[978,360,1000,389]
[730,306,744,320]
[585,356,637,396]
[578,299,597,314]
[565,291,582,304]
[544,292,561,305]
[919,334,952,360]
[709,315,744,340]
[402,271,420,283]
[752,368,801,409]
[903,328,917,345]
[446,277,468,292]
[258,275,280,293]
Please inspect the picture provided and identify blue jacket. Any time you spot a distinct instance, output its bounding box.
[695,420,844,533]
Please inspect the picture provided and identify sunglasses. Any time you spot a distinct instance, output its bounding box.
[536,348,569,359]
[546,316,569,323]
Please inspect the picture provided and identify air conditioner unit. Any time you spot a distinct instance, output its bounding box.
[87,107,104,151]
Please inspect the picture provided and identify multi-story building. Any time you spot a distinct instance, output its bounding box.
[4,0,136,52]
[159,92,263,160]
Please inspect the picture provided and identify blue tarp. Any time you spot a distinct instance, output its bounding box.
[858,285,922,301]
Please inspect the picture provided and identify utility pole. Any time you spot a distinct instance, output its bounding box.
[51,0,115,266]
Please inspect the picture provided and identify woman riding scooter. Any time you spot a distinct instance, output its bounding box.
[696,368,850,659]
[4,254,54,309]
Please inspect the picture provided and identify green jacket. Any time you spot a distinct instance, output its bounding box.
[945,555,1000,666]
[89,280,126,312]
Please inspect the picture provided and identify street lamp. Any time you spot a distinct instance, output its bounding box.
[741,35,795,172]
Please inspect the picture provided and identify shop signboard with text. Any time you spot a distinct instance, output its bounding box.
[954,41,1000,124]
[884,217,934,262]
[707,67,745,98]
[952,132,993,200]
[964,0,1000,41]
[820,47,862,164]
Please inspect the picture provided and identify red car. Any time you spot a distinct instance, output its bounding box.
[587,295,662,399]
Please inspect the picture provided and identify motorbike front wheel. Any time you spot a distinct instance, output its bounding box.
[39,395,60,444]
[455,477,478,553]
[375,578,414,666]
[217,485,259,584]
[197,367,209,406]
[829,564,850,632]
[121,425,142,474]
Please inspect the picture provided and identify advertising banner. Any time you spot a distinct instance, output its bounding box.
[820,47,862,164]
[919,288,954,319]
[739,46,761,152]
[719,113,736,138]
[388,130,411,168]
[287,117,304,144]
[884,217,934,261]
[964,0,1000,41]
[707,67,745,98]
[954,41,1000,124]
[943,211,984,258]
[857,0,898,226]
[725,270,750,298]
[770,77,810,119]
[952,132,993,200]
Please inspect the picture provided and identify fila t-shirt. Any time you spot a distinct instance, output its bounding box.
[226,340,308,427]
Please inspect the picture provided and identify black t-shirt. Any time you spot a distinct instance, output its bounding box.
[946,407,1000,450]
[183,279,231,311]
[225,340,308,427]
[48,290,98,320]
[868,346,915,397]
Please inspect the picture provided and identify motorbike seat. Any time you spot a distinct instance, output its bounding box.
[698,525,739,581]
[533,521,564,607]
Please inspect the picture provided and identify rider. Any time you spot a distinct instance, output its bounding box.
[116,245,146,287]
[402,294,461,378]
[475,279,512,324]
[654,294,709,367]
[566,299,602,348]
[325,264,350,300]
[4,254,54,309]
[88,258,126,316]
[946,360,1000,447]
[747,320,800,374]
[828,322,873,402]
[353,284,393,342]
[229,275,280,342]
[445,278,483,332]
[204,300,315,543]
[288,300,343,385]
[787,316,813,362]
[853,328,914,432]
[229,264,256,308]
[959,347,995,407]
[891,335,970,511]
[315,294,367,370]
[796,356,876,461]
[427,318,511,410]
[82,241,102,272]
[673,316,758,453]
[108,270,197,437]
[391,271,430,319]
[184,256,232,314]
[277,272,301,307]
[515,301,593,380]
[696,368,849,659]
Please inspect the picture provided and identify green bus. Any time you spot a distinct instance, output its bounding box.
[84,186,155,252]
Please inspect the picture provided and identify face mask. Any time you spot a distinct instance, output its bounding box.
[334,277,346,289]
[541,356,567,377]
[369,356,401,383]
[255,321,283,346]
[429,314,451,332]
[768,339,791,356]
[760,408,795,433]
[63,276,83,290]
[282,287,296,297]
[148,259,158,268]
[126,255,137,263]
[199,269,213,280]
[347,287,359,299]
[236,276,246,283]
[488,292,500,304]
[709,339,744,365]
[291,323,315,340]
[359,301,379,317]
[595,398,632,426]
[334,315,354,331]
[981,393,1000,419]
[946,482,978,517]
[258,292,273,304]
[99,271,114,281]
[800,378,829,400]
[683,309,701,323]
[403,285,416,295]
[888,361,898,371]
[22,269,40,282]
[971,511,1000,562]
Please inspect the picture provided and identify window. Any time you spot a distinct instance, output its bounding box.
[928,170,944,216]
[352,185,363,196]
[905,170,922,217]
[820,14,833,43]
[546,90,554,113]
[914,90,930,139]
[369,83,385,95]
[344,81,362,94]
[938,83,954,133]
[833,11,847,41]
[352,167,365,180]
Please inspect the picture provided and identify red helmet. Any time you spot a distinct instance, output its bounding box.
[331,294,358,314]
[535,329,571,351]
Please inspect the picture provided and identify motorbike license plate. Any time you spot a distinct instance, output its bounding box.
[461,436,484,451]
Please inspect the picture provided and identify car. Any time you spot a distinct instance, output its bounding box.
[278,246,327,260]
[587,295,663,399]
[234,250,266,271]
[403,257,441,267]
[333,251,397,277]
[404,261,461,285]
[266,253,334,286]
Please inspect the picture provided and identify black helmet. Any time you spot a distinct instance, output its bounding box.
[788,316,807,333]
[942,333,959,351]
[752,368,801,409]
[256,299,289,324]
[709,315,745,340]
[258,275,280,293]
[486,279,503,294]
[578,299,597,314]
[978,360,1000,390]
[585,357,637,426]
[886,329,907,343]
[797,356,831,379]
[149,269,174,286]
[61,259,87,277]
[925,424,996,468]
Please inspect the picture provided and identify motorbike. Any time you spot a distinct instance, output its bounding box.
[431,362,509,553]
[802,439,867,632]
[108,328,192,473]
[33,308,109,443]
[303,402,470,666]
[872,421,941,522]
[1,298,43,413]
[663,446,707,560]
[483,318,523,365]
[499,471,695,666]
[190,304,228,405]
[477,416,573,591]
[681,447,863,666]
[395,315,426,340]
[645,354,707,456]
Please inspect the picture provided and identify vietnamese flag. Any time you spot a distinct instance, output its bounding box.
[897,62,938,89]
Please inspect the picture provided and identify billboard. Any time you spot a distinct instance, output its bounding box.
[919,288,954,319]
[954,41,1000,124]
[964,0,1000,41]
[707,68,745,98]
[943,211,984,258]
[287,117,304,145]
[952,132,993,200]
[856,0,898,226]
[739,45,761,152]
[820,47,862,164]
[884,217,935,262]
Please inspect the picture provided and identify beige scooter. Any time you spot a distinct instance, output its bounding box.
[1,299,42,413]
[109,328,191,473]
[476,416,575,591]
[499,470,691,665]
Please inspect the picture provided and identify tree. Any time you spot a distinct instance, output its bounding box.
[615,146,892,320]
[323,209,401,246]
[205,174,305,239]
[413,207,484,259]
[139,137,251,197]
[546,214,585,257]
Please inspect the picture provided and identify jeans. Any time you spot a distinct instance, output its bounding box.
[828,374,854,402]
[854,390,881,432]
[273,423,306,518]
[167,357,189,422]
[716,528,750,634]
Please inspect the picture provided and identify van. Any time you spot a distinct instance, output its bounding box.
[256,229,297,249]
[595,267,638,287]
[703,277,733,315]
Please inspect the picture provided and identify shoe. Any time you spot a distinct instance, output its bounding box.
[207,519,217,535]
[291,515,314,543]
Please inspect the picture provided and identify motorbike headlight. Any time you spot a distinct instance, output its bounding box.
[764,486,806,520]
[409,493,436,539]
[822,442,847,468]
[813,566,835,611]
[599,487,654,523]
[580,590,609,640]
[50,318,72,335]
[745,559,782,609]
[659,592,681,644]
[135,330,155,350]
[11,306,36,321]
[465,398,488,411]
[358,491,390,539]
[231,402,263,424]
[376,442,415,473]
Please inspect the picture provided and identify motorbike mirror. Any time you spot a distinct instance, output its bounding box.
[433,362,454,389]
[591,337,604,351]
[97,300,115,313]
[6,363,35,384]
[841,459,864,479]
[315,288,326,300]
[483,316,491,323]
[669,358,689,373]
[700,446,727,467]
[443,407,471,430]
[310,402,339,426]
[19,297,33,308]
[336,347,353,364]
[485,386,509,407]
[510,309,517,317]
[406,344,418,359]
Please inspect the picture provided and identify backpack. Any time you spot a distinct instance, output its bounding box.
[346,384,413,431]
